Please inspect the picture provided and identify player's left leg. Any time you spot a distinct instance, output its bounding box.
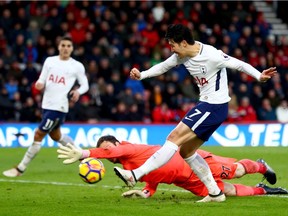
[224,182,287,196]
[235,159,276,184]
[49,127,75,146]
[183,102,228,202]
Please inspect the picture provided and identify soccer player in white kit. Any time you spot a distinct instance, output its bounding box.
[114,24,277,202]
[3,37,89,177]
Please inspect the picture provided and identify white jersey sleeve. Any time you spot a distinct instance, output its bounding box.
[140,54,178,80]
[139,42,262,104]
[38,56,88,113]
[216,51,261,81]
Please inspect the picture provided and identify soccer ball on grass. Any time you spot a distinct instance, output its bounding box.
[79,158,105,184]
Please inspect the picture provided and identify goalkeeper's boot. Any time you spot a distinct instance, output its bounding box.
[114,167,137,187]
[196,191,226,203]
[3,167,24,177]
[257,158,277,184]
[256,183,288,194]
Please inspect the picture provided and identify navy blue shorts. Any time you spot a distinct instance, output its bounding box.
[181,102,228,141]
[38,109,67,133]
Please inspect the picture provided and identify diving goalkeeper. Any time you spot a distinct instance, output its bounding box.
[57,135,287,198]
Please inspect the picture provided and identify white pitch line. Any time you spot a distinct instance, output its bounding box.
[1,178,288,198]
[0,178,186,192]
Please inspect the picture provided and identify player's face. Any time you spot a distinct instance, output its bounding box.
[98,141,118,163]
[58,40,73,60]
[168,40,185,58]
[99,141,117,149]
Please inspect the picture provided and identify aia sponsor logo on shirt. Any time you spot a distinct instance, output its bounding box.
[48,74,66,85]
[194,76,208,86]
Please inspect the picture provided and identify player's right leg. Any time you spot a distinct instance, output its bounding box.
[3,128,45,177]
[114,139,179,187]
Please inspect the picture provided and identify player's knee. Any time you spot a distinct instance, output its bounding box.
[49,129,61,141]
[34,129,47,141]
[223,183,236,196]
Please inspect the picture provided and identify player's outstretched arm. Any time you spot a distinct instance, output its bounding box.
[259,67,277,82]
[57,143,90,164]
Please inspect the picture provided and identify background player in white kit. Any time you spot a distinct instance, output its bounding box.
[3,37,89,177]
[114,24,277,202]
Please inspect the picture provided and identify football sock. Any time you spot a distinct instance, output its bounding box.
[238,159,266,174]
[17,141,42,171]
[234,184,265,196]
[185,153,221,196]
[58,134,75,146]
[133,140,178,180]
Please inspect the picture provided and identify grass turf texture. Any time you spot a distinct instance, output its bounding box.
[1,147,287,216]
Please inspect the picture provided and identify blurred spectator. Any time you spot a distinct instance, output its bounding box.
[150,84,163,109]
[18,77,32,103]
[124,77,144,96]
[24,39,38,63]
[0,28,7,54]
[236,96,257,122]
[141,22,160,54]
[152,103,176,123]
[117,87,135,107]
[152,1,165,23]
[257,98,277,121]
[266,89,281,109]
[0,86,14,120]
[4,76,18,100]
[128,103,143,122]
[12,91,22,121]
[112,101,130,122]
[250,84,263,111]
[227,84,239,122]
[276,99,288,123]
[179,76,198,101]
[20,96,40,122]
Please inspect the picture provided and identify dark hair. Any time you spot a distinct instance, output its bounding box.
[96,135,119,147]
[60,36,73,43]
[165,24,195,45]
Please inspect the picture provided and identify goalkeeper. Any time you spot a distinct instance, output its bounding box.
[57,135,287,198]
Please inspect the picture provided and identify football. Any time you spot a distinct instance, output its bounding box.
[79,158,105,184]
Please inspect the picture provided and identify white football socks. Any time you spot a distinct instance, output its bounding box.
[184,152,221,196]
[133,140,178,180]
[58,134,75,146]
[18,141,42,171]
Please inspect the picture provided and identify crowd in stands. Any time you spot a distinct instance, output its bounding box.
[0,1,288,124]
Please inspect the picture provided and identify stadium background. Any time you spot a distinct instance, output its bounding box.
[1,2,288,215]
[0,1,288,147]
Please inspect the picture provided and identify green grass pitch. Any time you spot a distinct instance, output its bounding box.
[1,147,287,216]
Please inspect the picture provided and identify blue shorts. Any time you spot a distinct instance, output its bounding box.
[38,109,67,133]
[181,102,228,141]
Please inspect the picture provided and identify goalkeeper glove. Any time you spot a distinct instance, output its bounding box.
[57,143,90,164]
[122,190,150,198]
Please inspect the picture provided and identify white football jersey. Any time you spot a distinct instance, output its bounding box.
[37,56,89,112]
[140,42,261,104]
